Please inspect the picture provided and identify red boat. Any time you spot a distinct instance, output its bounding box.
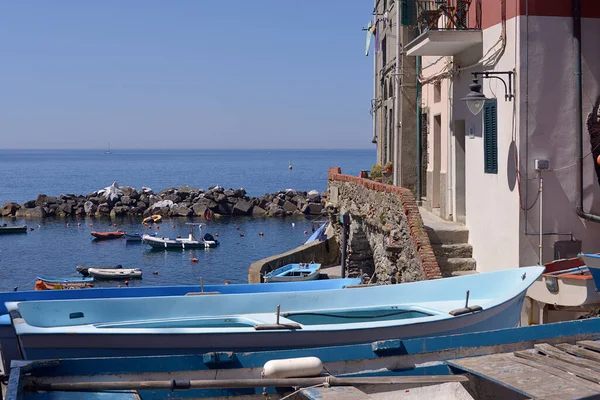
[91,230,125,240]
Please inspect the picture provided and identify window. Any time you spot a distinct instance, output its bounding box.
[483,99,498,174]
[434,81,441,103]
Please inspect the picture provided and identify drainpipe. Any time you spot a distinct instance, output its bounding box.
[393,2,401,186]
[574,0,600,223]
[416,55,422,201]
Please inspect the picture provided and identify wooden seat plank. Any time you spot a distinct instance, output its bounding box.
[556,343,600,363]
[515,350,600,384]
[535,343,600,372]
[449,352,600,399]
[577,340,600,352]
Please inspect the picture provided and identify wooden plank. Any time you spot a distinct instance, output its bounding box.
[535,343,600,372]
[301,386,368,400]
[512,354,600,393]
[578,340,600,352]
[514,350,600,384]
[448,353,599,399]
[556,343,600,363]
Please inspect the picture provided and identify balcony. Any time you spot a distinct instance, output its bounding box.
[404,0,482,57]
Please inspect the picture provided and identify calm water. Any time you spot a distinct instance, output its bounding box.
[0,149,374,291]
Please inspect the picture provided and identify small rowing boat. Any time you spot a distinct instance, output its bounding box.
[76,265,122,276]
[0,224,27,234]
[264,263,321,282]
[37,276,94,284]
[142,215,162,224]
[35,277,94,291]
[90,231,124,240]
[143,223,219,249]
[87,268,142,280]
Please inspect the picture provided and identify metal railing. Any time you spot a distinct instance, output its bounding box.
[409,0,482,34]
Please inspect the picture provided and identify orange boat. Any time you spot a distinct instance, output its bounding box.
[91,230,125,240]
[35,280,94,290]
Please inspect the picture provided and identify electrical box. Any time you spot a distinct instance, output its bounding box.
[535,159,550,171]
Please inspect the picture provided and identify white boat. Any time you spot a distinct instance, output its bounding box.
[6,266,544,360]
[87,268,142,280]
[264,263,321,282]
[143,223,219,249]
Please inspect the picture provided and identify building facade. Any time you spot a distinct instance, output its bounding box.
[373,0,600,272]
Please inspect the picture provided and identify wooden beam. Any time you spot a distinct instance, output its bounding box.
[535,343,600,372]
[577,340,600,353]
[512,356,600,393]
[514,350,600,384]
[556,343,600,363]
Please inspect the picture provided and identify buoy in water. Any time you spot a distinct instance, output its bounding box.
[236,226,240,230]
[240,233,245,237]
[77,223,81,226]
[259,232,264,236]
[156,226,160,229]
[118,285,122,288]
[172,225,175,228]
[215,233,219,237]
[191,258,198,263]
[113,223,117,227]
[30,227,34,231]
[304,231,308,235]
[153,271,159,275]
[223,281,231,285]
[90,224,94,227]
[124,280,129,286]
[66,223,70,227]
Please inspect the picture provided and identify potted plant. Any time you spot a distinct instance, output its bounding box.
[384,162,393,173]
[370,164,382,180]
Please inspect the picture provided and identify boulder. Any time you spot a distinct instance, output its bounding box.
[137,201,147,209]
[84,201,97,215]
[209,185,224,192]
[224,189,235,197]
[96,203,110,215]
[267,203,286,217]
[232,199,253,216]
[150,200,174,210]
[307,190,321,203]
[227,197,239,205]
[35,194,48,206]
[16,206,47,218]
[1,202,20,217]
[57,203,72,216]
[217,203,232,215]
[282,200,298,213]
[234,188,246,198]
[148,195,160,207]
[215,193,227,203]
[75,207,85,216]
[141,187,153,194]
[251,206,267,217]
[120,186,139,199]
[202,191,214,201]
[98,181,124,202]
[302,203,323,215]
[192,202,209,216]
[121,196,134,206]
[162,193,182,203]
[110,206,129,218]
[23,200,36,209]
[172,204,192,217]
[88,196,103,205]
[129,206,145,215]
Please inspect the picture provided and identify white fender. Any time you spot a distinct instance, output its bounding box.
[262,356,323,379]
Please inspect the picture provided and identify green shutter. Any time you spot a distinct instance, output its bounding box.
[483,99,498,174]
[402,0,417,26]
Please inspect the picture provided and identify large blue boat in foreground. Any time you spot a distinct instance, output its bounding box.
[7,267,543,360]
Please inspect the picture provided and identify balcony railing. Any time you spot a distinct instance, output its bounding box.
[409,0,482,35]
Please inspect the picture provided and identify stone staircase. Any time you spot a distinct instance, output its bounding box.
[419,207,477,277]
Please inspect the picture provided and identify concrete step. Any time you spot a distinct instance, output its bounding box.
[448,270,479,278]
[437,257,477,277]
[431,243,473,258]
[425,226,469,244]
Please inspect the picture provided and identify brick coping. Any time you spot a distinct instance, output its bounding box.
[328,167,442,280]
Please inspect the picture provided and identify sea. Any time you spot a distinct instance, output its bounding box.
[0,149,375,291]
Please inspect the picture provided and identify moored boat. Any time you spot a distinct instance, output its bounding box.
[142,214,162,224]
[143,223,219,249]
[0,278,361,372]
[76,264,123,276]
[124,232,156,242]
[87,268,142,279]
[0,224,27,234]
[91,230,124,240]
[38,276,95,284]
[264,263,321,282]
[7,266,544,360]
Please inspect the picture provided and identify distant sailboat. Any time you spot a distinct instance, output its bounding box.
[289,161,293,170]
[105,143,112,155]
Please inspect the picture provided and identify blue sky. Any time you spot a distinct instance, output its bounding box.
[0,1,375,149]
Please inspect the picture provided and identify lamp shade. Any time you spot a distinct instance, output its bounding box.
[461,79,487,116]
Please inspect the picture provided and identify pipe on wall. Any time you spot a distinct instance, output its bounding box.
[416,56,422,201]
[393,2,401,186]
[574,0,600,223]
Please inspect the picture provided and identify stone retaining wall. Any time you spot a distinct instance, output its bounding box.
[247,227,339,283]
[328,167,441,282]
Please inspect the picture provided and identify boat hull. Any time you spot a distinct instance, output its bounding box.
[91,231,124,240]
[88,268,142,280]
[144,237,207,249]
[0,225,27,234]
[14,290,526,360]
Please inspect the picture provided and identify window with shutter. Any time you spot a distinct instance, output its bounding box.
[483,99,498,174]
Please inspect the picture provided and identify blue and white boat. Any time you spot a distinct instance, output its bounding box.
[7,267,543,360]
[0,278,361,371]
[7,309,599,400]
[579,253,600,287]
[263,263,321,282]
[304,222,328,244]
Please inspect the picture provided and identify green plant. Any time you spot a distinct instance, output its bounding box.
[378,212,386,225]
[387,179,393,185]
[371,164,382,179]
[384,162,393,172]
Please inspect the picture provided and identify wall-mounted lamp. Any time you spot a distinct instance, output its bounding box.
[371,135,377,144]
[461,71,515,116]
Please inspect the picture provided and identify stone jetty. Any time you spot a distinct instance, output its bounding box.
[0,182,325,219]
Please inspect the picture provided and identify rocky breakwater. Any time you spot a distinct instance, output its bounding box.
[1,182,325,219]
